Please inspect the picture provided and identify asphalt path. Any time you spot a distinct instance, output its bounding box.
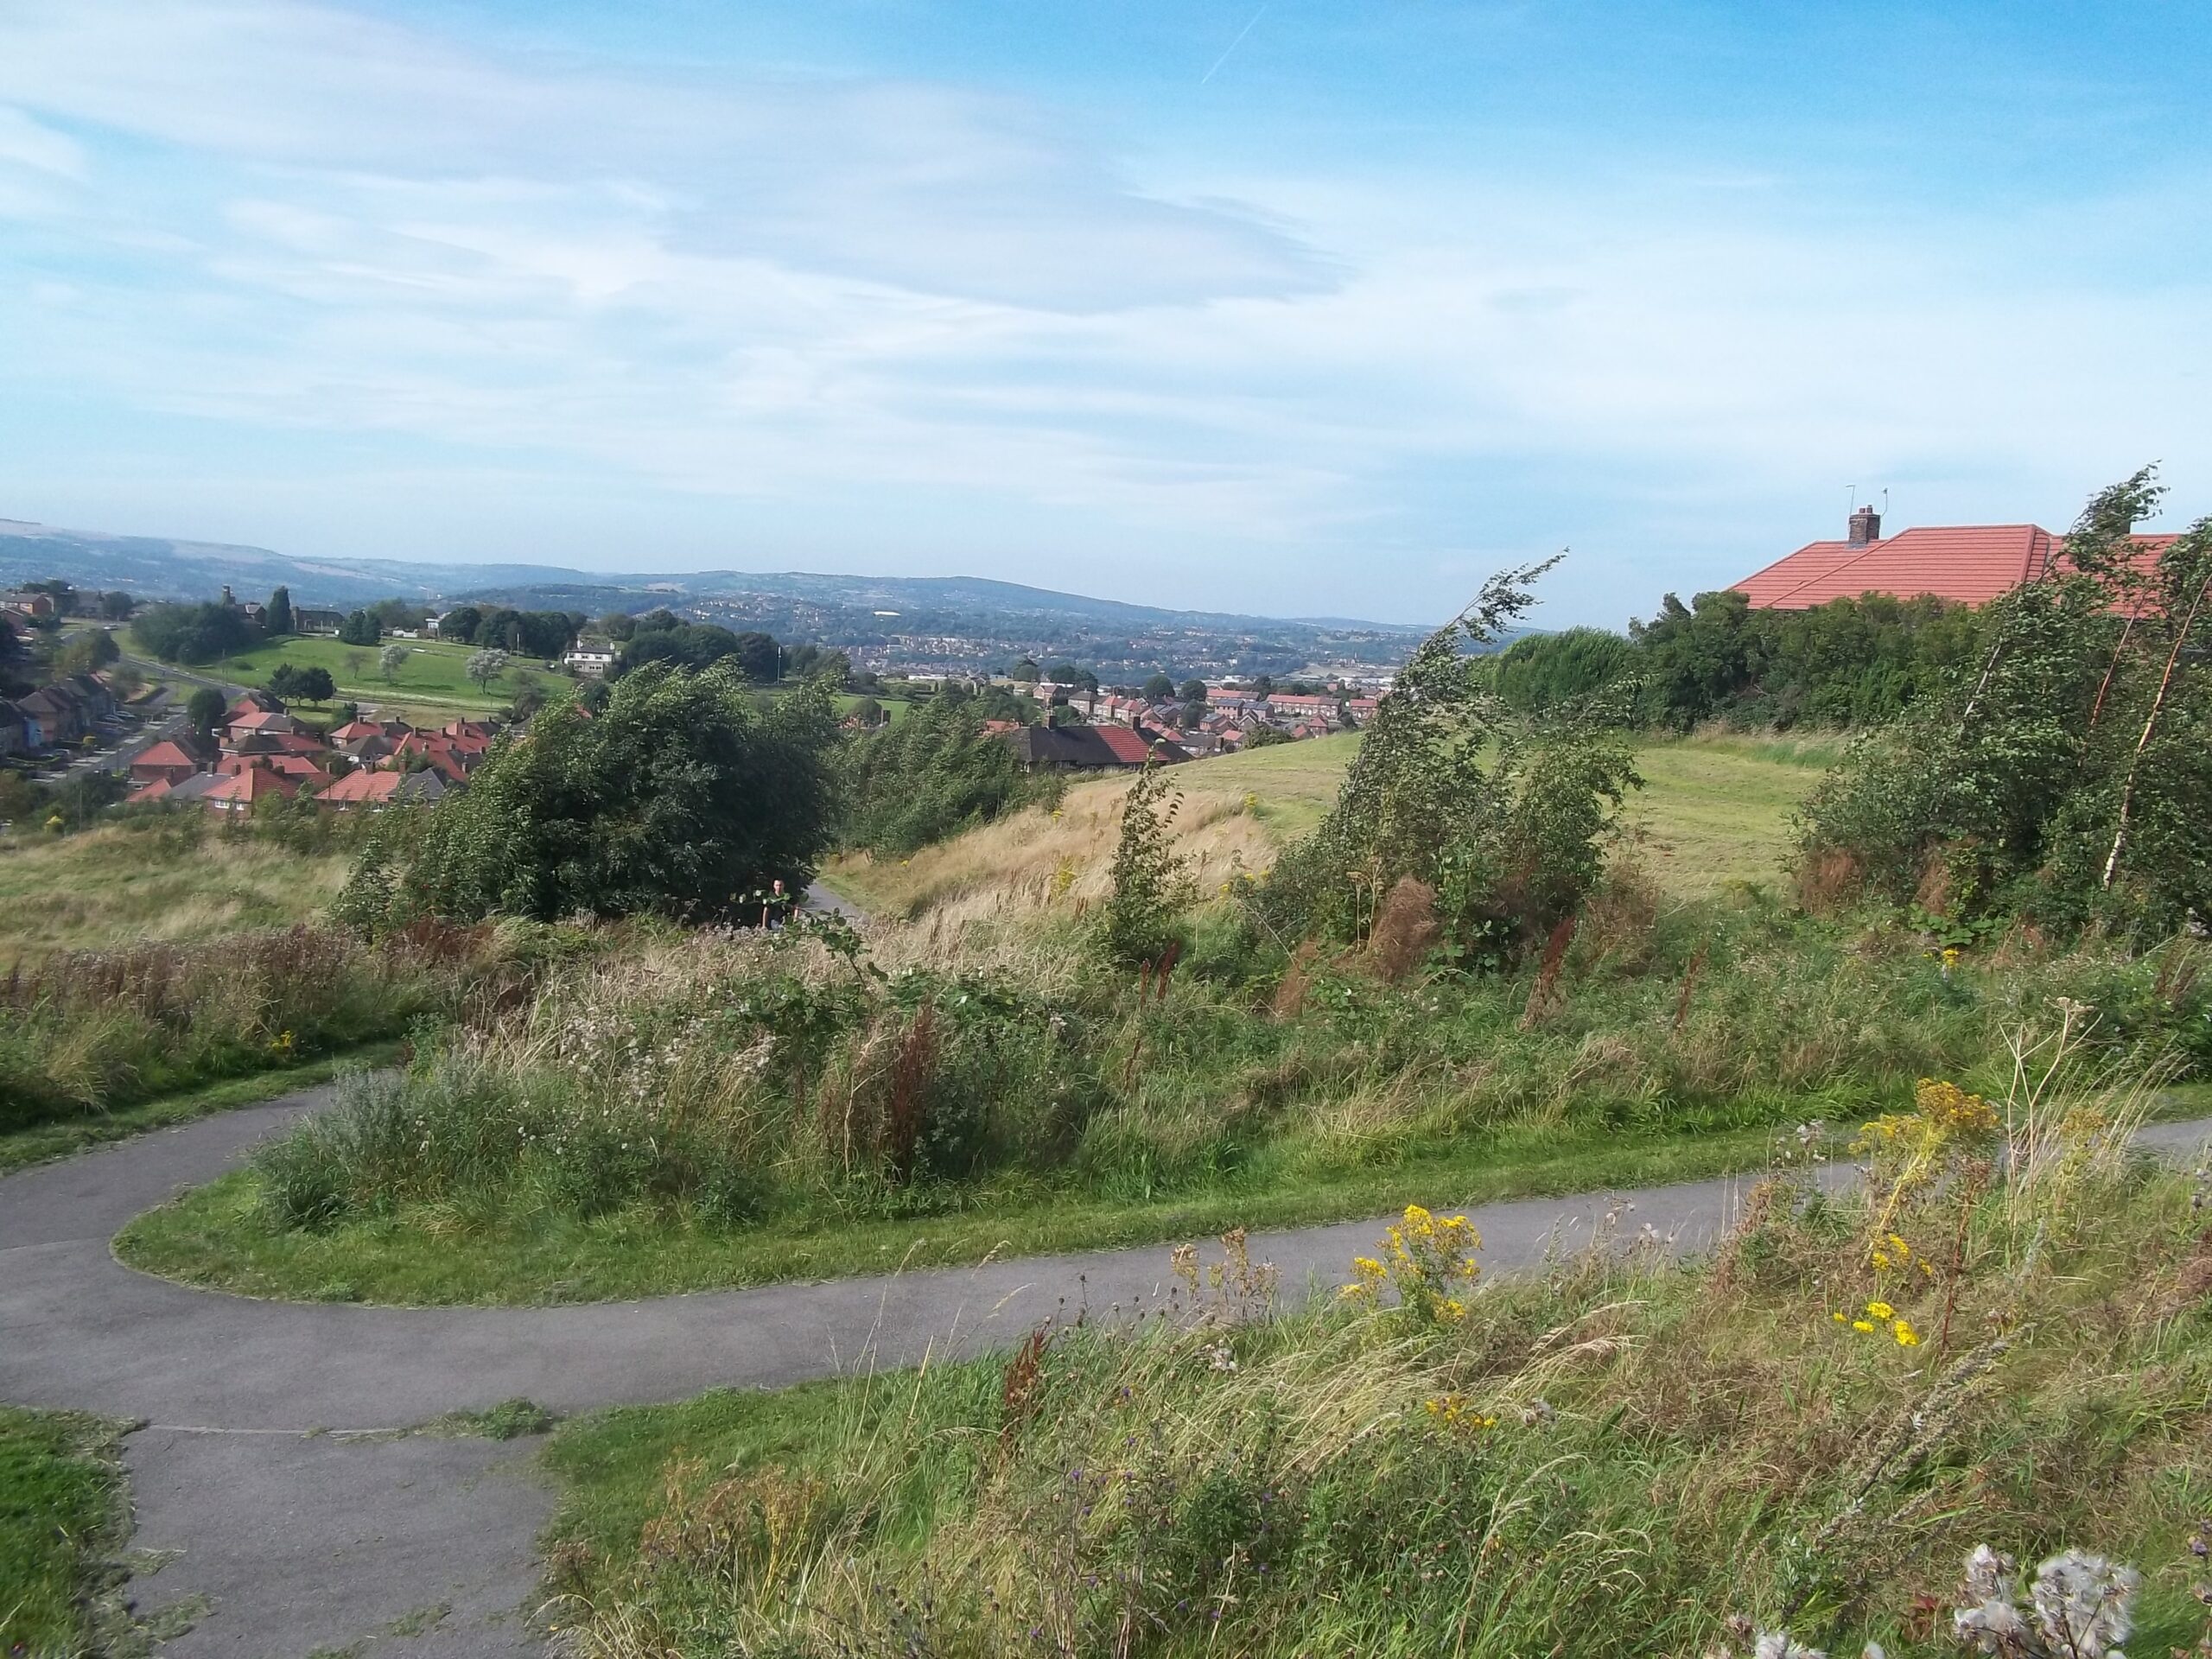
[4,1092,2207,1656]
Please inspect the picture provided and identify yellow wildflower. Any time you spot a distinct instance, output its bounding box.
[1832,1312,1847,1324]
[1852,1319,1876,1333]
[1866,1300,1895,1321]
[1872,1251,1891,1269]
[1892,1319,1921,1347]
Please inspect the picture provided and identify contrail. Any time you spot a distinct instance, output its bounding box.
[1200,3,1268,85]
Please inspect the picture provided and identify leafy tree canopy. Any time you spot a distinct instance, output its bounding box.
[344,661,840,926]
[130,601,254,665]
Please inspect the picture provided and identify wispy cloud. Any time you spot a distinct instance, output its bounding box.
[0,0,2207,624]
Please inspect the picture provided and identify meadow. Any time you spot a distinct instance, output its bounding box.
[538,1080,2212,1657]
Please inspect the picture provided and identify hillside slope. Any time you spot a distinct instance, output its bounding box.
[823,730,1840,924]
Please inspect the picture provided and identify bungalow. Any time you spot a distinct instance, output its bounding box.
[317,767,449,809]
[130,739,209,789]
[1731,505,2180,611]
[294,608,344,635]
[201,764,299,813]
[228,690,284,719]
[997,720,1190,772]
[222,709,302,749]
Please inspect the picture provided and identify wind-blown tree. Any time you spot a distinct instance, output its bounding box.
[340,661,840,925]
[841,691,1046,855]
[1800,467,2212,938]
[1255,560,1641,964]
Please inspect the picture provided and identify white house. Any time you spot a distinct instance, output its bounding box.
[563,640,619,677]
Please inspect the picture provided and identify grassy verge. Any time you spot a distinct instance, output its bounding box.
[0,1407,131,1659]
[0,1040,406,1176]
[535,1116,2212,1657]
[117,1114,1833,1306]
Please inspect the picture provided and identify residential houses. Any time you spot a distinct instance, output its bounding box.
[562,640,619,677]
[121,698,503,815]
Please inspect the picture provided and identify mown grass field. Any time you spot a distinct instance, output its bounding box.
[0,821,350,959]
[822,728,1832,921]
[209,633,538,718]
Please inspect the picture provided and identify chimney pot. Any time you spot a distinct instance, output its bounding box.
[1847,505,1882,546]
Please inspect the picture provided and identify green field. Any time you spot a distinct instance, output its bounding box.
[208,634,539,716]
[0,1407,130,1657]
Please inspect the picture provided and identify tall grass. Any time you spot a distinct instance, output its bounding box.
[236,888,2212,1251]
[0,918,514,1133]
[543,1067,2212,1657]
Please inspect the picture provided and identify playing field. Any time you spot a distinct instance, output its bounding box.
[207,635,534,715]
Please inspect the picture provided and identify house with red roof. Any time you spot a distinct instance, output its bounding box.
[201,765,299,813]
[996,719,1189,771]
[130,739,209,789]
[1733,506,2177,612]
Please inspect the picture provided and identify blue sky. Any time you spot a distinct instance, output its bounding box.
[1,2,2207,626]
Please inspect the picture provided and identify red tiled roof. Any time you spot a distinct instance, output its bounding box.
[1734,525,2054,610]
[203,766,297,804]
[1734,525,2179,611]
[316,769,403,804]
[1089,724,1168,764]
[131,741,200,772]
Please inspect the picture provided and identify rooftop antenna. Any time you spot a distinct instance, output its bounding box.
[1844,483,1857,529]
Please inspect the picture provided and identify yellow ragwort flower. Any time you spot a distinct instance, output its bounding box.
[1892,1319,1921,1347]
[1866,1300,1895,1321]
[1852,1319,1876,1334]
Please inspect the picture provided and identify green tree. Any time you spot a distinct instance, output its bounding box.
[264,586,294,636]
[268,664,335,704]
[379,643,410,683]
[54,629,119,677]
[1492,626,1636,715]
[1011,657,1040,684]
[99,591,134,620]
[842,692,1046,855]
[1096,761,1194,969]
[1258,560,1640,963]
[186,685,226,740]
[337,609,379,646]
[1141,673,1175,702]
[466,648,510,693]
[346,661,840,925]
[1802,467,2212,937]
[1179,677,1207,703]
[131,602,254,665]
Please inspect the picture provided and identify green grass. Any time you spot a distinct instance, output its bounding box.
[0,1407,131,1659]
[109,1116,1834,1306]
[0,820,351,959]
[537,1141,2212,1657]
[0,1040,406,1175]
[207,634,532,716]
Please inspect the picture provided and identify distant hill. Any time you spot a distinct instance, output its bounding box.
[0,516,1433,678]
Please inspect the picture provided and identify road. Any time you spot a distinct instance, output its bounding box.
[3,1090,2207,1656]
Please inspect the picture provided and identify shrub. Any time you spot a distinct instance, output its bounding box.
[341,660,841,927]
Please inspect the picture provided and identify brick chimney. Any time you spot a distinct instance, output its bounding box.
[1847,505,1882,546]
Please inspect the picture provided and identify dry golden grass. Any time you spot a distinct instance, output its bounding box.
[0,824,349,961]
[823,728,1830,925]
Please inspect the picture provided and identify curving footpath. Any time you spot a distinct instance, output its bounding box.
[5,1092,2208,1657]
